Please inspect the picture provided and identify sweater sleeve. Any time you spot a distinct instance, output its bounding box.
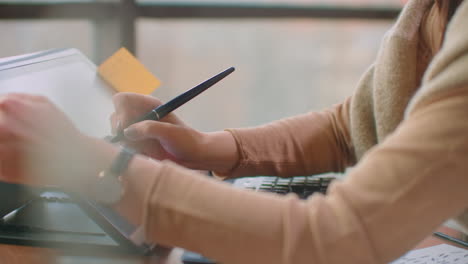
[222,97,356,178]
[138,84,468,264]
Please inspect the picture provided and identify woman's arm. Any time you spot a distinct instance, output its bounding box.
[114,84,468,264]
[218,97,356,178]
[2,75,467,264]
[109,92,355,178]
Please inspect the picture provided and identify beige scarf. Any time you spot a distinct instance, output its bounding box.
[349,0,468,234]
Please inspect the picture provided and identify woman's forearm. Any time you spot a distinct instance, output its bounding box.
[68,137,157,227]
[218,97,356,178]
[114,154,160,226]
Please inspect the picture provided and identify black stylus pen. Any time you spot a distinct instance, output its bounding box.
[109,66,235,143]
[433,231,468,248]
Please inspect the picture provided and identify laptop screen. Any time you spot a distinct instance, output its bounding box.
[0,48,152,254]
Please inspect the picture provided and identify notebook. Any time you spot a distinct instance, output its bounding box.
[391,244,468,264]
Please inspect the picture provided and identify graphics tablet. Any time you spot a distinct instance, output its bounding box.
[0,48,154,255]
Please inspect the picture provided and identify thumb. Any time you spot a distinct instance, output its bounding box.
[123,120,171,141]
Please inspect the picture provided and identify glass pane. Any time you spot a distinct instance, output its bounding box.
[137,18,392,131]
[0,20,94,59]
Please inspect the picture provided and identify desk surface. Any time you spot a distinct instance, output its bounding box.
[0,226,463,264]
[0,244,183,264]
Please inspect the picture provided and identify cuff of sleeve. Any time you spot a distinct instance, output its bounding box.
[211,128,248,179]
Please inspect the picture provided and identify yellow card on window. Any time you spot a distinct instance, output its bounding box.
[98,47,161,95]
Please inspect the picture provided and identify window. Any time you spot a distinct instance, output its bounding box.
[1,0,399,130]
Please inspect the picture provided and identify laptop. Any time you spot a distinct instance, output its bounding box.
[0,48,154,255]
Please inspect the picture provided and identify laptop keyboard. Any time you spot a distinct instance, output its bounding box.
[232,175,336,199]
[182,175,338,264]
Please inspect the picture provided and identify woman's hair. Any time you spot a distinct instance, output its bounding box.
[435,0,464,34]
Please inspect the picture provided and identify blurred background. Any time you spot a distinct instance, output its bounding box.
[0,0,403,132]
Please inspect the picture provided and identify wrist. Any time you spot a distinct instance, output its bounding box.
[63,135,119,193]
[91,146,136,204]
[200,131,239,174]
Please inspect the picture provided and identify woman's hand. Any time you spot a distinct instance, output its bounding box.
[110,92,208,169]
[110,92,239,172]
[0,93,115,189]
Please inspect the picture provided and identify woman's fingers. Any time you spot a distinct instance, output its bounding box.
[0,102,26,141]
[0,141,25,184]
[109,112,122,135]
[112,93,162,116]
[111,92,165,131]
[123,120,172,141]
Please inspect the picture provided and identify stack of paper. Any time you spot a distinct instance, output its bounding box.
[391,244,468,264]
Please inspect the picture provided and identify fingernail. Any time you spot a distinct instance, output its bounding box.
[116,120,122,133]
[123,127,138,140]
[112,120,122,136]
